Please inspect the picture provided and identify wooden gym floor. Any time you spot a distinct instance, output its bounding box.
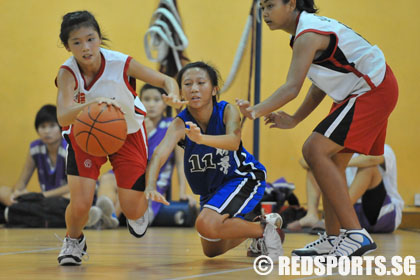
[0,227,419,280]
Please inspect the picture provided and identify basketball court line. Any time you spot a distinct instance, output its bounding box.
[1,245,417,279]
[165,259,420,280]
[0,247,60,256]
[164,267,254,280]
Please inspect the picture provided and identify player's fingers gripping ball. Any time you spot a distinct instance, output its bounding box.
[73,103,127,157]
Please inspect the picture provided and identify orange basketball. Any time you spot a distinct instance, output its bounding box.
[73,103,127,157]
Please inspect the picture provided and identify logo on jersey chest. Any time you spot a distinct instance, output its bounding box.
[188,148,231,175]
[75,92,86,104]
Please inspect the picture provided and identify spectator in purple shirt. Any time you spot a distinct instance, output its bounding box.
[0,105,68,216]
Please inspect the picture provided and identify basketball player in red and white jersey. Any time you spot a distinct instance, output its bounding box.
[56,10,186,265]
[237,0,398,257]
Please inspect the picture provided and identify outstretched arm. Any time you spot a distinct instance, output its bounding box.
[174,145,195,205]
[264,84,326,129]
[185,104,241,151]
[237,32,330,119]
[127,59,187,109]
[146,118,185,204]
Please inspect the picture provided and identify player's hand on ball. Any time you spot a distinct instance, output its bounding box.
[145,188,170,205]
[264,111,297,129]
[162,93,188,109]
[94,97,125,114]
[185,121,203,144]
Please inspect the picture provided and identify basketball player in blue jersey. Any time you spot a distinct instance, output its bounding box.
[237,0,398,257]
[145,61,283,259]
[55,11,186,265]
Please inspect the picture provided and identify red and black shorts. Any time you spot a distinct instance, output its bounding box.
[314,65,398,155]
[64,127,148,191]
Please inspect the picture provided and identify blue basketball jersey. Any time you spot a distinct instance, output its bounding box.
[177,101,266,197]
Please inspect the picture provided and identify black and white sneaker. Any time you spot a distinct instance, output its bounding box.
[329,228,377,257]
[292,232,337,256]
[57,235,88,265]
[127,213,149,238]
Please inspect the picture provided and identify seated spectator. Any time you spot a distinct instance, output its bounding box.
[288,144,404,233]
[0,104,69,226]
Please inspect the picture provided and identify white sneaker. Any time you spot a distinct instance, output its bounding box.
[57,235,87,265]
[292,232,337,256]
[127,212,149,238]
[265,213,283,228]
[102,213,120,229]
[96,196,119,229]
[261,223,284,260]
[329,228,377,257]
[247,213,284,257]
[85,206,102,228]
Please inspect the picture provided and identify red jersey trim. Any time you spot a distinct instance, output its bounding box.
[123,56,138,98]
[82,53,106,91]
[295,29,339,64]
[58,66,78,90]
[135,106,147,116]
[295,29,376,90]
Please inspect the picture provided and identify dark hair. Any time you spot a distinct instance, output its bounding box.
[139,84,172,117]
[35,104,59,130]
[176,61,222,103]
[59,10,108,47]
[283,0,318,13]
[139,84,167,98]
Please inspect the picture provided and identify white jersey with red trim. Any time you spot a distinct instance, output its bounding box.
[292,12,386,102]
[61,48,147,134]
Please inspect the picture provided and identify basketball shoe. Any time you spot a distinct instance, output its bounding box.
[96,196,119,229]
[85,206,102,228]
[329,228,377,257]
[247,213,284,258]
[57,235,87,265]
[127,212,149,238]
[292,232,337,256]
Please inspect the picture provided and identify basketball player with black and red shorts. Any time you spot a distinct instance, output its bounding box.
[237,0,398,258]
[55,10,185,265]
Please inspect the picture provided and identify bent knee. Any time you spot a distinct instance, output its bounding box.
[70,201,91,216]
[302,136,335,167]
[195,215,221,240]
[302,138,317,166]
[202,247,222,258]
